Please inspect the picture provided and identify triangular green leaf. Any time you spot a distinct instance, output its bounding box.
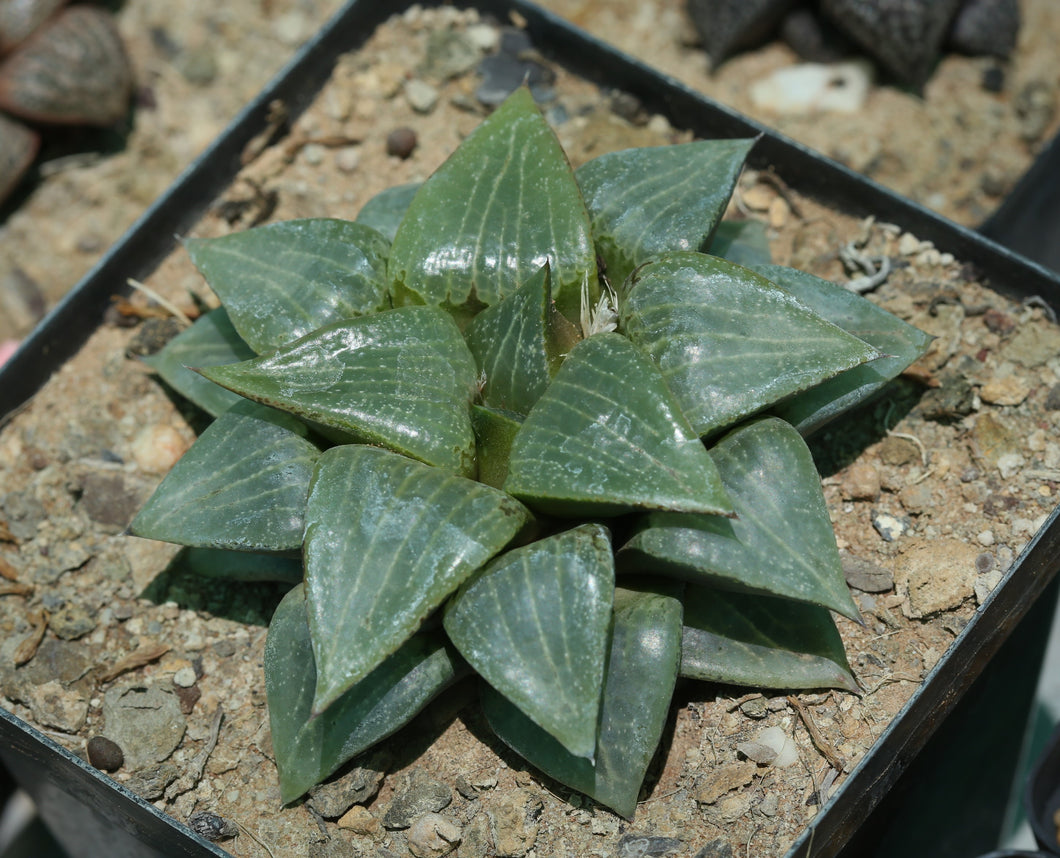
[355,182,421,242]
[470,404,523,490]
[620,417,860,620]
[504,332,732,517]
[304,445,531,713]
[681,584,857,692]
[464,264,578,415]
[176,547,303,584]
[198,306,479,476]
[388,87,598,321]
[707,220,772,266]
[576,138,755,287]
[266,585,469,804]
[749,264,935,435]
[444,524,614,759]
[141,308,255,417]
[131,400,319,551]
[621,252,881,438]
[186,219,390,354]
[482,585,682,818]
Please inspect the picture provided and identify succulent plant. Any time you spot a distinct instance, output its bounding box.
[131,87,931,816]
[0,1,133,205]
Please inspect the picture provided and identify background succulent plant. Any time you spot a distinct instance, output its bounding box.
[131,87,932,816]
[0,1,132,206]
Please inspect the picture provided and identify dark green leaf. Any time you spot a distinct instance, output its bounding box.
[504,332,732,517]
[621,252,881,438]
[706,220,772,266]
[304,445,531,713]
[620,417,860,620]
[465,264,578,415]
[177,547,303,584]
[681,585,857,692]
[142,308,255,417]
[198,306,479,476]
[576,138,755,287]
[482,585,682,817]
[266,584,468,804]
[388,87,598,321]
[444,524,614,758]
[130,400,318,551]
[749,264,935,434]
[186,219,390,354]
[356,182,421,242]
[470,405,523,490]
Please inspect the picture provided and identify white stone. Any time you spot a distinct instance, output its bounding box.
[405,79,440,113]
[748,61,873,115]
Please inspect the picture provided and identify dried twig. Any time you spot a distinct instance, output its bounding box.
[787,695,845,772]
[126,279,193,327]
[14,609,48,666]
[99,642,171,683]
[166,706,224,800]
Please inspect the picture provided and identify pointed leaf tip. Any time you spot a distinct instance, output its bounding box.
[304,445,530,713]
[504,332,732,517]
[445,524,614,758]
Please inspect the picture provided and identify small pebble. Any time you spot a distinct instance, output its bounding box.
[337,804,381,836]
[335,145,361,173]
[87,735,124,772]
[173,666,197,688]
[405,79,439,113]
[386,127,417,159]
[871,510,908,542]
[981,65,1005,93]
[131,424,188,474]
[301,143,325,166]
[977,530,995,546]
[407,812,462,858]
[188,811,238,841]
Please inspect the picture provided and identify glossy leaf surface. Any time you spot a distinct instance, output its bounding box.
[706,220,772,266]
[388,87,597,320]
[464,264,577,415]
[141,308,255,417]
[445,524,614,758]
[131,401,318,551]
[621,417,860,620]
[186,219,390,354]
[471,405,523,490]
[304,445,530,713]
[482,585,682,817]
[504,332,732,517]
[177,547,303,584]
[266,585,467,804]
[355,182,421,242]
[621,252,881,437]
[681,585,857,692]
[576,138,754,286]
[750,264,935,434]
[198,306,479,476]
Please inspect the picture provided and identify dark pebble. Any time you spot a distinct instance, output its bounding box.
[1044,383,1060,411]
[175,683,201,715]
[87,735,124,772]
[124,316,183,357]
[693,840,734,858]
[386,127,417,159]
[188,811,238,841]
[981,64,1005,93]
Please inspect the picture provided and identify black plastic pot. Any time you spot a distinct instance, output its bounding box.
[981,131,1060,273]
[1027,723,1060,855]
[2,2,1060,856]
